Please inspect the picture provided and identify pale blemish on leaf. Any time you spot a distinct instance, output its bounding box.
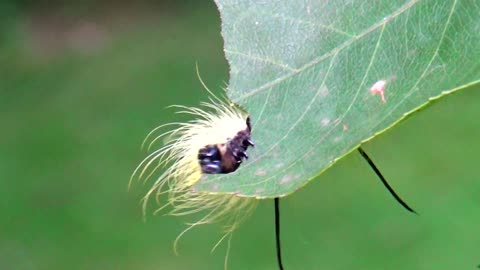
[275,163,284,169]
[279,175,293,185]
[370,80,387,103]
[319,85,329,98]
[255,188,265,194]
[255,168,267,176]
[320,118,331,126]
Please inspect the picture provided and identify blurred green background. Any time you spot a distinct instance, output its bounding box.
[1,1,479,269]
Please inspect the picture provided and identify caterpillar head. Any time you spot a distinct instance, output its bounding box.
[198,117,254,174]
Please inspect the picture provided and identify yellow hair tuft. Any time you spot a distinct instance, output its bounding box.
[131,95,257,253]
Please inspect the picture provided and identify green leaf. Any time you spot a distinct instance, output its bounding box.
[194,0,480,197]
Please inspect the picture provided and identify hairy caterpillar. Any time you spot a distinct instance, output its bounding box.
[130,77,257,253]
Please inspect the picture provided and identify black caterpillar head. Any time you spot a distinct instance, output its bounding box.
[198,117,254,174]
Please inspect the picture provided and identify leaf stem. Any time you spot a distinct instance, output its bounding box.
[274,197,284,270]
[358,147,417,214]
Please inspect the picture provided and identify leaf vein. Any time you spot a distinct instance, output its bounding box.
[240,22,388,191]
[232,0,421,103]
[371,0,459,132]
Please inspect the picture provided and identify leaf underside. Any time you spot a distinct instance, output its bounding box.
[194,0,480,198]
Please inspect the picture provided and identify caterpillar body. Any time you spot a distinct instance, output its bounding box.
[131,91,256,252]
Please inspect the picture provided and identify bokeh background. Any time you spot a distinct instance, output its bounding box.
[1,1,479,269]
